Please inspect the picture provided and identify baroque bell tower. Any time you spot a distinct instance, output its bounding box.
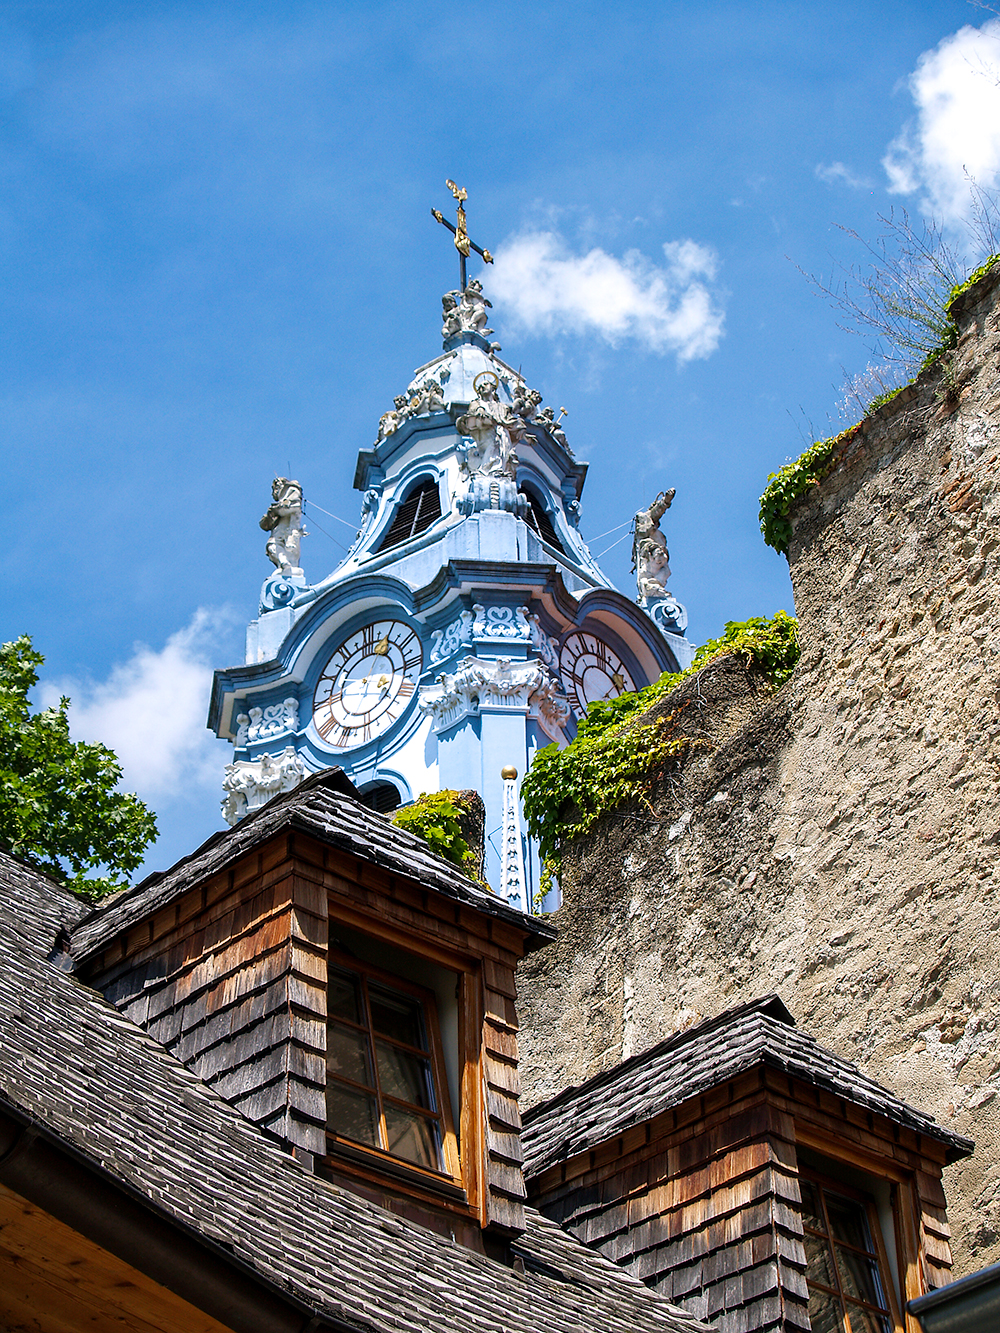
[208,183,694,909]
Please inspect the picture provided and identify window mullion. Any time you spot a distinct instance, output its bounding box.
[359,974,389,1153]
[818,1186,850,1315]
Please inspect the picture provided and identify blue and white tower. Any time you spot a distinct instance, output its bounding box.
[209,186,694,910]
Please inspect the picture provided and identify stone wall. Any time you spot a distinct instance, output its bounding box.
[518,265,1000,1273]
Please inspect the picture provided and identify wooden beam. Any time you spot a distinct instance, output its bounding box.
[0,1185,233,1333]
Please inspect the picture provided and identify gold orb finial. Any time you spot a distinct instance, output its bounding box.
[501,765,518,780]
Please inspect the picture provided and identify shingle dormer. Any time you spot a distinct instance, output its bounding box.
[73,770,554,1247]
[522,995,973,1333]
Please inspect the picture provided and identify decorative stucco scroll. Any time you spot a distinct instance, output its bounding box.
[418,655,570,737]
[221,745,306,826]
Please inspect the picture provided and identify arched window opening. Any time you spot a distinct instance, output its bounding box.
[378,480,442,552]
[519,489,565,553]
[358,782,402,814]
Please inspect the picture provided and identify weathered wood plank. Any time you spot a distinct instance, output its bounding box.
[483,958,516,1000]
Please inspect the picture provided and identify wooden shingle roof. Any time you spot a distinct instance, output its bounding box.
[0,851,706,1333]
[521,994,974,1177]
[72,769,555,963]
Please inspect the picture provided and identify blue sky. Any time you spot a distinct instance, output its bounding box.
[3,1,999,875]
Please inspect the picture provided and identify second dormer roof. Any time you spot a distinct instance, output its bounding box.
[520,994,974,1176]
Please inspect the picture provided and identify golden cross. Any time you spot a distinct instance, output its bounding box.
[431,180,494,291]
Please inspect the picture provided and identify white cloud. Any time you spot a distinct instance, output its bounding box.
[489,231,725,362]
[883,21,1000,226]
[39,608,235,802]
[815,161,871,190]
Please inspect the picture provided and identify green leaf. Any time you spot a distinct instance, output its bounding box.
[520,612,799,878]
[0,635,158,901]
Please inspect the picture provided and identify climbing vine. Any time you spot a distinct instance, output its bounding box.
[521,613,799,881]
[392,790,477,875]
[758,427,858,557]
[522,706,695,879]
[761,254,1000,558]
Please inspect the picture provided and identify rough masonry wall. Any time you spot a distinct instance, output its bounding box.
[518,267,1000,1273]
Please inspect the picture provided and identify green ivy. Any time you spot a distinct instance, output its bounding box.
[866,384,906,414]
[945,252,1000,316]
[761,254,1000,558]
[391,789,478,876]
[520,613,799,881]
[758,428,857,557]
[522,708,694,880]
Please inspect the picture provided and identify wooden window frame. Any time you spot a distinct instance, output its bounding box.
[800,1165,905,1333]
[319,893,488,1227]
[795,1124,926,1321]
[325,945,461,1188]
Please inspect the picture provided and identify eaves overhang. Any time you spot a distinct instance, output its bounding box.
[0,1102,364,1333]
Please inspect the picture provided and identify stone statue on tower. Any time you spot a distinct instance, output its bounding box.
[260,477,307,577]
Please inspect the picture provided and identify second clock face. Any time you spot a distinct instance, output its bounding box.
[313,618,422,750]
[560,630,636,717]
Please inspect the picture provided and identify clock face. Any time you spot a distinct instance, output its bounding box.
[559,631,635,718]
[313,618,423,750]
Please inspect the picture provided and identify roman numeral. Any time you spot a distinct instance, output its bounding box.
[317,710,340,739]
[360,624,378,655]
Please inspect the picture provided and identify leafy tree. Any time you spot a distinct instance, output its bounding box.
[0,635,157,901]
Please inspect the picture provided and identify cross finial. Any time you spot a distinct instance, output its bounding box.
[431,180,494,292]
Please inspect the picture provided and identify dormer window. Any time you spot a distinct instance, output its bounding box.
[800,1170,897,1333]
[378,479,442,551]
[75,775,556,1246]
[326,954,457,1178]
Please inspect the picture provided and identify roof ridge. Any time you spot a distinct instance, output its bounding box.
[522,993,793,1126]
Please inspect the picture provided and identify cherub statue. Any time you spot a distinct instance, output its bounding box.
[456,372,526,479]
[513,385,543,421]
[457,279,493,335]
[407,377,445,416]
[441,291,462,339]
[376,395,411,441]
[536,405,571,450]
[632,488,676,602]
[260,477,307,576]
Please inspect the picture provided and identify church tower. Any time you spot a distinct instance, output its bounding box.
[208,185,694,909]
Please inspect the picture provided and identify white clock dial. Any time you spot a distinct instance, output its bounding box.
[313,619,422,750]
[559,631,635,718]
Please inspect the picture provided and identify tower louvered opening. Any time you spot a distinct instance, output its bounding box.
[378,479,442,552]
[359,782,402,814]
[520,490,565,553]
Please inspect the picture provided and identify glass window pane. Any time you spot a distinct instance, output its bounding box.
[845,1304,892,1333]
[384,1103,442,1171]
[826,1194,875,1254]
[328,967,362,1024]
[327,1023,372,1086]
[376,1040,435,1110]
[327,1083,379,1147]
[807,1284,844,1333]
[836,1247,888,1311]
[800,1179,826,1232]
[368,985,426,1049]
[803,1231,838,1290]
